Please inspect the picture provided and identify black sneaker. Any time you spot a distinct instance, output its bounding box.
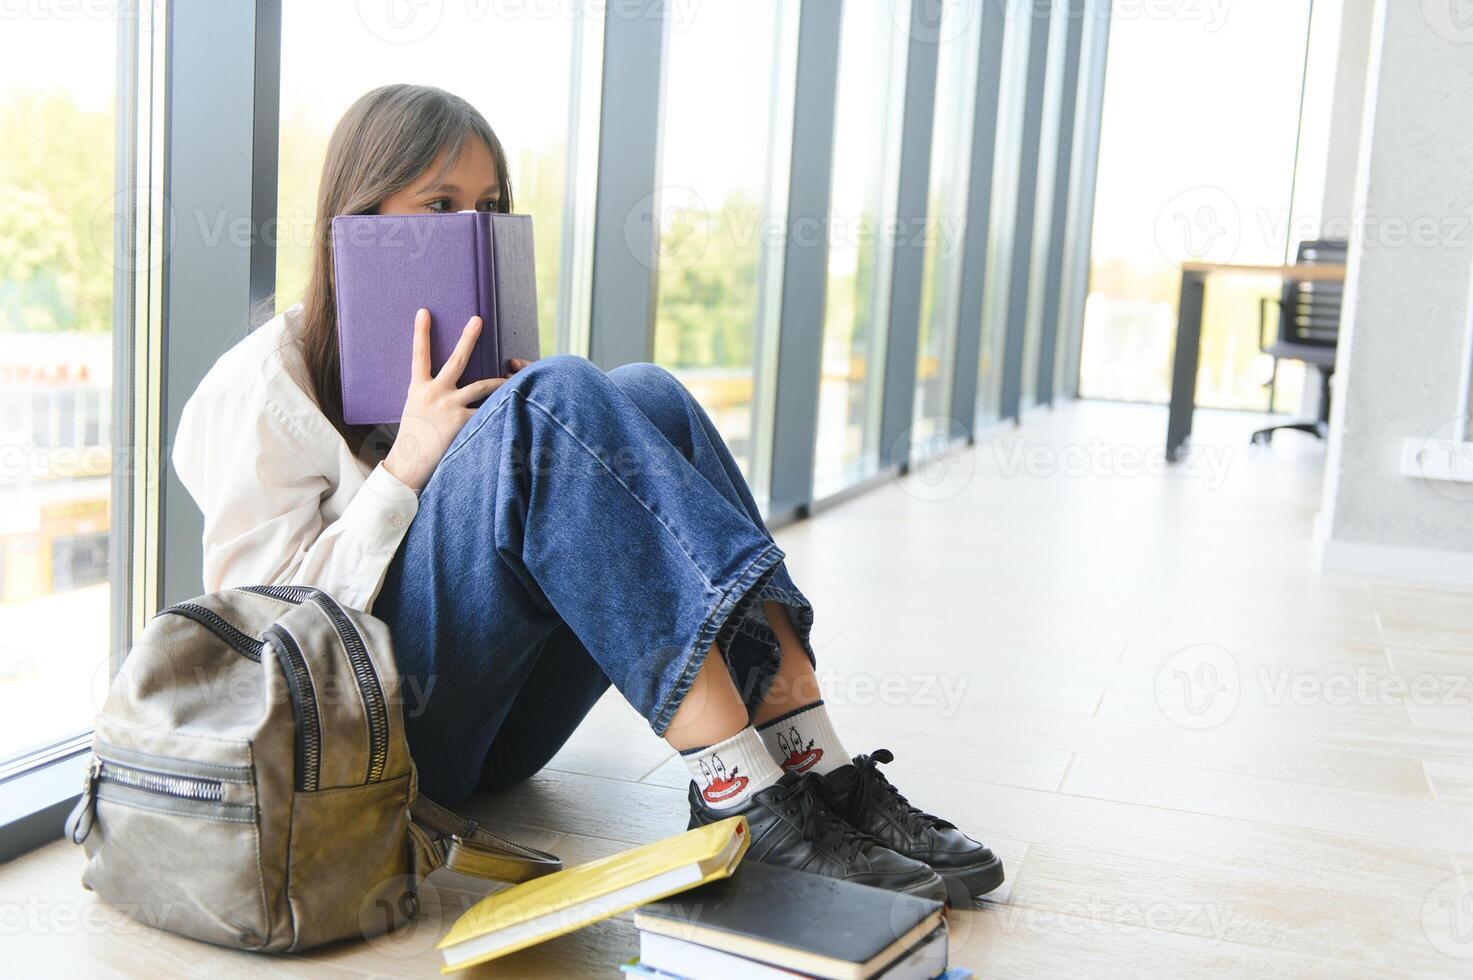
[817,749,1004,901]
[687,771,948,903]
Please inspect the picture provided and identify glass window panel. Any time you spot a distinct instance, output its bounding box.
[1077,1,1312,408]
[914,0,985,453]
[975,6,1034,431]
[1266,0,1345,418]
[1020,0,1071,411]
[1053,2,1105,401]
[812,0,910,498]
[653,2,798,500]
[275,2,602,356]
[0,14,119,764]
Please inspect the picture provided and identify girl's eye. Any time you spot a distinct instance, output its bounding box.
[478,198,501,213]
[425,198,452,213]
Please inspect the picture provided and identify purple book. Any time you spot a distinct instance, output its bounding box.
[331,211,540,425]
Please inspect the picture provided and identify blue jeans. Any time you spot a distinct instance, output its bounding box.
[373,356,814,803]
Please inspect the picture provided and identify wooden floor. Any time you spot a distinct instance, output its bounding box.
[6,401,1472,978]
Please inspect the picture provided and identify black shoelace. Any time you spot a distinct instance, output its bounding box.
[771,773,876,861]
[846,749,954,835]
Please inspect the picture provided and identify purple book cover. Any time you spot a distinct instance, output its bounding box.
[331,211,540,425]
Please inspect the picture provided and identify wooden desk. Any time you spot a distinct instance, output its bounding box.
[1166,261,1348,461]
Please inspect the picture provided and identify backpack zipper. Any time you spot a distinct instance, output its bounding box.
[71,757,249,842]
[238,586,390,784]
[153,597,323,791]
[98,759,225,802]
[239,584,316,604]
[156,602,265,661]
[262,623,323,792]
[152,587,388,790]
[309,592,391,782]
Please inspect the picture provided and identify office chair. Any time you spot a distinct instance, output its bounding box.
[1251,238,1348,445]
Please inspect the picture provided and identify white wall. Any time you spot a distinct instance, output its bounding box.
[1318,0,1375,232]
[1318,0,1473,582]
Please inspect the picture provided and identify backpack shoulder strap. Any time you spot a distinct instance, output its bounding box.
[409,793,562,882]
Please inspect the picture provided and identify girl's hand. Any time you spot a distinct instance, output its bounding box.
[383,309,505,491]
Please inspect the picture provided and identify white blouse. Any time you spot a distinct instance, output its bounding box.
[171,304,420,612]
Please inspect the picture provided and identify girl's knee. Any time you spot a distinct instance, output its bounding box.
[607,361,681,393]
[514,353,605,390]
[607,362,693,430]
[512,358,697,456]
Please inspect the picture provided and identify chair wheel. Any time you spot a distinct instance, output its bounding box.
[1251,431,1272,446]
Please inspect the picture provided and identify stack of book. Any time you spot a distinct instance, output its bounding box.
[626,861,965,980]
[436,817,749,972]
[433,817,967,978]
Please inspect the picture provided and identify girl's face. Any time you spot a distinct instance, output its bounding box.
[376,136,501,215]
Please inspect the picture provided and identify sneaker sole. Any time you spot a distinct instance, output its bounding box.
[939,854,1006,901]
[895,870,950,905]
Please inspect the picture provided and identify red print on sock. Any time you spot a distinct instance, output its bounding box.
[776,726,822,774]
[699,755,749,804]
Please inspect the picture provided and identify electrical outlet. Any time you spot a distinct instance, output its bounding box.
[1402,436,1473,484]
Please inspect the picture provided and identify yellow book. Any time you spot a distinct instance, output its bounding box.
[437,815,750,973]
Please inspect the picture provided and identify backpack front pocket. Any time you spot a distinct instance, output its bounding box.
[76,738,271,950]
[94,758,254,819]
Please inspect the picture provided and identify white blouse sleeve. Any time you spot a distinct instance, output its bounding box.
[171,379,419,612]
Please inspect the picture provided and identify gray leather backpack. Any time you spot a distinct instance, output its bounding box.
[65,584,560,951]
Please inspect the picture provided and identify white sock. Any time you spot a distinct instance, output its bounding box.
[681,727,785,811]
[757,700,849,776]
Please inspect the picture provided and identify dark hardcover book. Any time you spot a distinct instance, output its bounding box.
[330,211,540,425]
[634,861,946,980]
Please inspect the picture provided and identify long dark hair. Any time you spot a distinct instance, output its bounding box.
[296,84,513,461]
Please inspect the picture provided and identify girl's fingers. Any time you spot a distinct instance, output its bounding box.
[452,376,506,404]
[438,316,483,384]
[505,357,534,377]
[410,308,432,382]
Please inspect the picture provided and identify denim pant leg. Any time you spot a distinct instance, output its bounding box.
[476,624,610,792]
[605,363,815,706]
[374,355,792,802]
